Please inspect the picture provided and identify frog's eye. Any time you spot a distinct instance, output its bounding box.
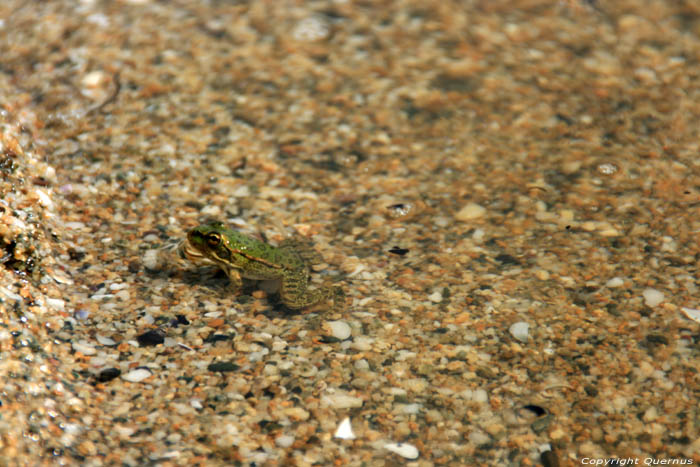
[206,233,222,247]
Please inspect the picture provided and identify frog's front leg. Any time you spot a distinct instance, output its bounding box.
[223,266,244,292]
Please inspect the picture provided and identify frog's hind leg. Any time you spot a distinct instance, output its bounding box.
[279,271,332,310]
[278,239,324,265]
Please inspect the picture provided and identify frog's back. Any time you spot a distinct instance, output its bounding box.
[225,229,307,276]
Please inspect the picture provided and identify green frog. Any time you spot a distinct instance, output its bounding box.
[181,221,344,310]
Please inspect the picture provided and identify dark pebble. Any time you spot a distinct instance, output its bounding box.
[540,449,560,467]
[204,333,234,343]
[96,367,121,382]
[137,330,165,346]
[495,253,520,266]
[388,246,409,256]
[522,404,547,417]
[208,361,240,372]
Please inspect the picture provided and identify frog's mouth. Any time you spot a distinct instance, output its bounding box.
[180,240,214,265]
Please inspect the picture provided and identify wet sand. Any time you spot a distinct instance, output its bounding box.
[1,1,699,465]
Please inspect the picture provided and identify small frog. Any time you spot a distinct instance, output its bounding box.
[181,221,344,310]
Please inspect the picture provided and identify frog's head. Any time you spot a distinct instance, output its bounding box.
[182,221,233,266]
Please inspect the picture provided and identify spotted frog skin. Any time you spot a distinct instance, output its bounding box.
[181,221,343,310]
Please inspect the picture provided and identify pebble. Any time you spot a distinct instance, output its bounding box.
[45,298,65,310]
[472,389,488,403]
[137,330,165,347]
[469,430,491,445]
[351,336,374,351]
[284,407,310,421]
[605,277,624,288]
[509,322,529,343]
[326,320,351,340]
[142,249,160,270]
[455,202,486,221]
[72,340,97,356]
[96,335,117,346]
[384,442,419,460]
[321,393,364,409]
[122,368,152,383]
[275,435,295,448]
[207,361,240,372]
[95,368,121,383]
[681,307,700,324]
[334,417,356,440]
[428,291,443,302]
[642,288,664,307]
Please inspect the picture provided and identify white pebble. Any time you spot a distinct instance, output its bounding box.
[142,249,160,270]
[642,288,664,307]
[115,290,130,301]
[122,368,152,383]
[293,16,329,42]
[72,340,97,356]
[96,335,117,346]
[509,322,530,343]
[472,389,489,403]
[681,307,700,324]
[401,403,422,414]
[606,277,624,288]
[321,393,364,409]
[190,399,203,410]
[428,291,443,303]
[469,430,491,445]
[82,70,105,88]
[456,203,486,221]
[385,442,419,460]
[46,298,65,310]
[327,320,351,340]
[275,435,295,448]
[33,188,53,208]
[351,336,373,351]
[334,417,356,440]
[354,359,369,370]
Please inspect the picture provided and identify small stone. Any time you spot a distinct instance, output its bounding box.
[334,417,356,440]
[351,336,373,351]
[509,322,529,343]
[46,298,65,310]
[208,361,240,373]
[455,203,486,221]
[95,367,121,383]
[207,318,225,328]
[534,269,550,281]
[642,288,664,307]
[326,320,351,340]
[642,406,658,422]
[190,399,203,410]
[385,442,419,460]
[428,291,443,302]
[142,249,160,270]
[470,389,488,403]
[606,277,624,288]
[681,307,700,324]
[284,407,310,421]
[469,430,490,445]
[72,340,97,356]
[96,334,117,346]
[321,393,364,409]
[484,422,505,437]
[122,368,152,383]
[275,435,295,448]
[137,330,165,347]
